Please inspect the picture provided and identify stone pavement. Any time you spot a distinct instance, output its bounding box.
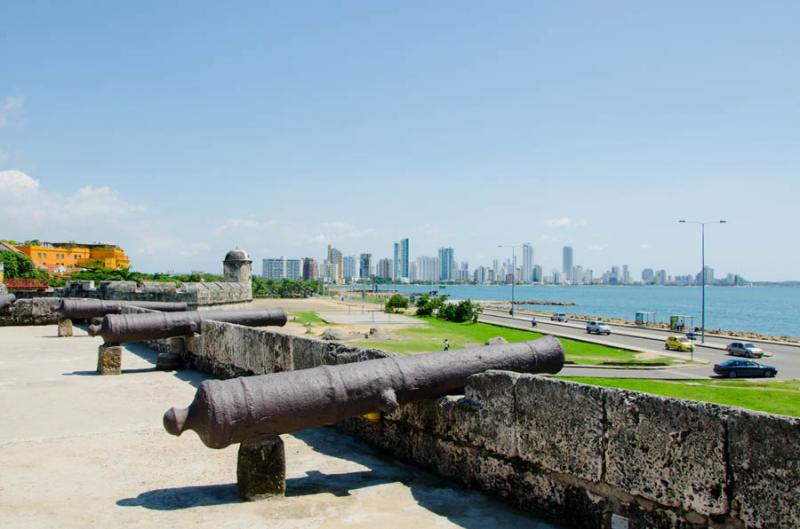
[0,324,560,529]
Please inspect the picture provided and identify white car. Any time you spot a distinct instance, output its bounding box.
[551,313,569,322]
[586,321,611,335]
[726,342,765,358]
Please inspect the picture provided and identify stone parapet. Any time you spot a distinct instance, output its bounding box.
[161,320,800,529]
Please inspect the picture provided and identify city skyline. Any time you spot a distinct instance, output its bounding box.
[1,3,799,280]
[259,239,748,286]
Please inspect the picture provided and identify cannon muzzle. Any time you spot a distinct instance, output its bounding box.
[164,335,564,449]
[54,299,190,319]
[93,309,288,343]
[0,294,16,312]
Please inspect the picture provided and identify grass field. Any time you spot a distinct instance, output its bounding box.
[352,316,677,366]
[560,377,800,417]
[290,311,328,325]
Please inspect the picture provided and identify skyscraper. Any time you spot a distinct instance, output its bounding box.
[393,238,410,279]
[522,243,533,283]
[359,253,372,279]
[415,256,439,282]
[302,257,319,280]
[438,247,455,282]
[343,255,357,282]
[325,245,344,284]
[642,268,655,283]
[376,258,392,279]
[532,264,543,283]
[562,246,574,282]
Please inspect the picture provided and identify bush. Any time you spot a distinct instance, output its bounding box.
[437,299,483,323]
[415,294,447,316]
[251,277,323,298]
[384,294,409,313]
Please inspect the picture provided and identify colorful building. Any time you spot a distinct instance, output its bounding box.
[16,242,130,275]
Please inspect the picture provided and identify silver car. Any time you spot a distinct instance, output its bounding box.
[726,342,764,358]
[586,321,611,335]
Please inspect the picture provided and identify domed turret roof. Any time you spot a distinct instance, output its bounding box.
[224,249,251,262]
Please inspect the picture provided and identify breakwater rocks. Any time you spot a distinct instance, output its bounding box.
[510,300,576,306]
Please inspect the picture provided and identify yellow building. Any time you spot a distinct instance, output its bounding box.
[17,242,130,275]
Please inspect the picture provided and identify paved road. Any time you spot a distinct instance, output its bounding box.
[480,310,800,379]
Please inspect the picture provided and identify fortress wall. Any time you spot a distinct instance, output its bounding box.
[0,297,61,326]
[181,320,800,528]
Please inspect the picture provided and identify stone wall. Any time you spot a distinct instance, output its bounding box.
[186,321,799,529]
[0,298,61,326]
[59,279,251,307]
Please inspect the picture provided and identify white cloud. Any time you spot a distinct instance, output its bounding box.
[213,217,372,246]
[588,243,608,252]
[0,96,23,128]
[544,217,587,229]
[0,169,40,194]
[539,234,560,242]
[640,243,651,249]
[214,217,265,234]
[0,170,143,226]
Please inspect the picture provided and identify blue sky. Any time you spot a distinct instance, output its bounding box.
[0,1,798,280]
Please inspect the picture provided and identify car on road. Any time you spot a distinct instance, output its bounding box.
[664,335,694,352]
[586,321,611,335]
[713,359,777,378]
[550,313,568,322]
[726,342,765,358]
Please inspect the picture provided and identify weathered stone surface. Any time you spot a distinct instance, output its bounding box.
[728,409,800,528]
[484,336,508,345]
[57,318,73,337]
[0,298,61,326]
[97,344,122,375]
[321,328,348,341]
[515,376,605,482]
[156,352,183,371]
[605,390,728,515]
[463,370,520,457]
[237,435,286,500]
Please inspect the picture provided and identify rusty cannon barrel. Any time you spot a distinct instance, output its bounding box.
[90,309,288,343]
[0,294,16,312]
[163,336,564,449]
[55,299,190,319]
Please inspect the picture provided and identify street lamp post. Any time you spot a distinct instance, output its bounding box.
[678,220,727,344]
[498,244,522,317]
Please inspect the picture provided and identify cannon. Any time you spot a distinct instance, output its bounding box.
[164,335,564,449]
[90,309,288,343]
[0,294,16,312]
[54,299,190,319]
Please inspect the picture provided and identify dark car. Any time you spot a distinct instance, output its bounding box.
[713,359,777,378]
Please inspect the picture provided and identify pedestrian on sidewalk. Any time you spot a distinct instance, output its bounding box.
[443,339,450,351]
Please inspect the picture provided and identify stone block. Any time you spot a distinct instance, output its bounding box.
[605,390,728,515]
[97,344,122,375]
[237,435,286,500]
[463,370,520,457]
[58,318,73,337]
[728,408,800,528]
[515,376,605,481]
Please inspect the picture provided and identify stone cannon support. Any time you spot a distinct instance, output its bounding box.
[57,318,73,337]
[237,435,286,500]
[97,344,122,375]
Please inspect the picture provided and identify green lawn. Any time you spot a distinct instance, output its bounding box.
[290,311,328,325]
[560,377,800,417]
[352,316,677,366]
